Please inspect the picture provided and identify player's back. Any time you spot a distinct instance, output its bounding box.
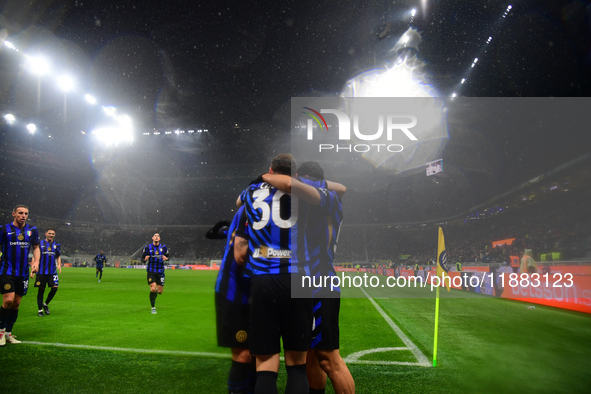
[298,177,343,297]
[240,182,296,276]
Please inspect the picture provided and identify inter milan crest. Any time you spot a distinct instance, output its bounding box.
[236,330,248,343]
[17,234,24,241]
[438,250,449,273]
[4,284,11,290]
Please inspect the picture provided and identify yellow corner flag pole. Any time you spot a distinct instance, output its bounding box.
[433,284,440,367]
[433,227,450,367]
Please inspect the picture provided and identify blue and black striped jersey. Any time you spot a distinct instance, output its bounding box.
[94,254,107,268]
[39,240,61,275]
[303,182,343,292]
[142,243,169,274]
[289,178,327,277]
[240,182,296,276]
[214,206,250,304]
[0,223,40,277]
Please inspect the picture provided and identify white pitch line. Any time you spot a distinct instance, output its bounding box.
[344,347,413,365]
[22,341,422,367]
[358,285,431,367]
[347,360,426,366]
[22,341,232,359]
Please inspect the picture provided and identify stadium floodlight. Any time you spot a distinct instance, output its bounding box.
[26,55,50,75]
[85,94,97,105]
[4,114,16,125]
[92,114,134,146]
[92,126,134,146]
[411,9,417,17]
[4,41,16,50]
[57,75,75,92]
[26,123,37,134]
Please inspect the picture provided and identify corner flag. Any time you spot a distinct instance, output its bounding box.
[433,227,450,367]
[437,227,450,292]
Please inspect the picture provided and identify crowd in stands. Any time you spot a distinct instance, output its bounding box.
[29,179,591,266]
[333,187,591,265]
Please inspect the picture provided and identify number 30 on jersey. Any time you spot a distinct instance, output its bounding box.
[251,189,298,230]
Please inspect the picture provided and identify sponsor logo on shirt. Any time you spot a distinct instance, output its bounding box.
[252,245,291,258]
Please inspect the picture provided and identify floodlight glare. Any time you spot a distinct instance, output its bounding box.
[26,56,50,75]
[102,106,117,117]
[85,94,97,105]
[4,41,15,50]
[116,114,132,127]
[4,114,16,125]
[92,126,134,146]
[411,9,417,17]
[57,75,75,92]
[26,123,37,134]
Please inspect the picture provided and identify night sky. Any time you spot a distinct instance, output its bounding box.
[0,0,590,226]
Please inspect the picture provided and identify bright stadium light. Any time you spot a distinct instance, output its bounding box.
[26,123,37,134]
[4,114,16,125]
[85,94,97,105]
[26,55,50,75]
[57,75,75,92]
[4,41,16,50]
[92,114,134,146]
[92,126,134,146]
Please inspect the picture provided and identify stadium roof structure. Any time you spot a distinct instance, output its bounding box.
[0,0,590,227]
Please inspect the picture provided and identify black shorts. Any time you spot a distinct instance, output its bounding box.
[215,291,250,348]
[0,275,30,296]
[96,267,103,271]
[249,273,312,355]
[147,273,165,286]
[34,274,59,288]
[311,296,340,350]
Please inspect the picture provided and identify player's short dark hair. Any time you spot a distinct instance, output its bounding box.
[46,228,55,233]
[271,154,296,176]
[13,204,29,213]
[297,161,324,180]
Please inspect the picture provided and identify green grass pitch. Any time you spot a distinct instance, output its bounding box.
[1,268,590,393]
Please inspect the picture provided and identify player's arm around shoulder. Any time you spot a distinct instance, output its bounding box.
[325,180,347,199]
[263,173,322,205]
